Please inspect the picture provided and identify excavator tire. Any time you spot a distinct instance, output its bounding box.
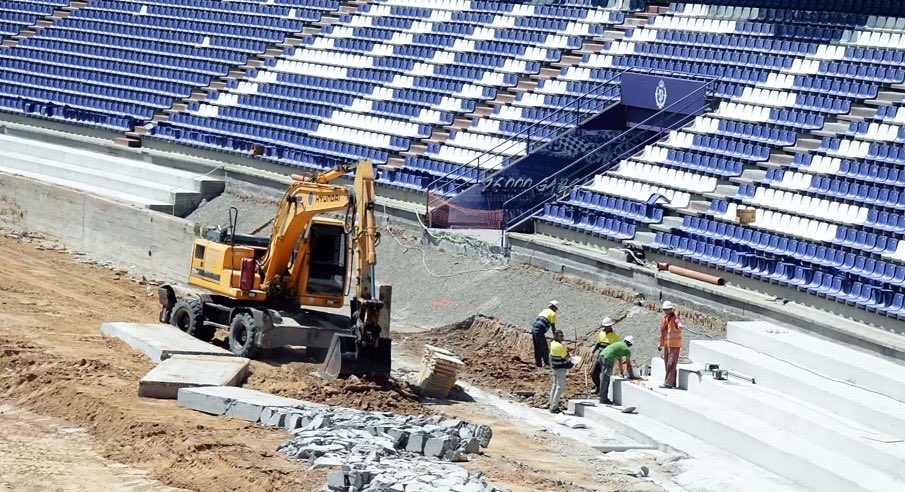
[169,299,215,342]
[228,313,260,358]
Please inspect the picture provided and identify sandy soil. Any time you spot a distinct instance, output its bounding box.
[0,405,184,492]
[0,236,665,491]
[0,236,324,491]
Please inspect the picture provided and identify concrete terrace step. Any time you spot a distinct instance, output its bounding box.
[618,381,904,492]
[0,152,201,210]
[684,372,905,482]
[727,321,905,402]
[0,165,171,213]
[570,400,798,492]
[689,340,905,439]
[0,134,223,196]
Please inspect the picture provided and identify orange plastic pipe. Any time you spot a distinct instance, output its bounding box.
[657,262,726,286]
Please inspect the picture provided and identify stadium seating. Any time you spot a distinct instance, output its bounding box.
[0,0,900,320]
[146,0,642,196]
[0,0,336,130]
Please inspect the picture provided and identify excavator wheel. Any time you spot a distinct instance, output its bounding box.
[228,313,260,358]
[169,299,215,342]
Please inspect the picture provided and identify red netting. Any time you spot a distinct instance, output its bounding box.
[427,193,505,229]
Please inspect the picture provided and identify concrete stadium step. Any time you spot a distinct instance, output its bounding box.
[685,372,905,482]
[689,340,905,438]
[570,399,798,491]
[0,134,222,196]
[726,321,905,402]
[0,152,202,215]
[0,165,171,213]
[618,381,903,492]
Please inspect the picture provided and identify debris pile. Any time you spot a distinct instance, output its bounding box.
[276,405,497,491]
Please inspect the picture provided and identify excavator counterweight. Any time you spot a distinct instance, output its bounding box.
[158,160,390,381]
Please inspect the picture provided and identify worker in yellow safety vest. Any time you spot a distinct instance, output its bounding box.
[548,330,573,414]
[590,317,634,393]
[531,300,559,367]
[659,301,684,389]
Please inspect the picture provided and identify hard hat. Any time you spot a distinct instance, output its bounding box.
[600,317,615,327]
[550,300,559,307]
[624,335,634,345]
[662,301,675,310]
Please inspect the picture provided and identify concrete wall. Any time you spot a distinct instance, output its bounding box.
[0,171,195,281]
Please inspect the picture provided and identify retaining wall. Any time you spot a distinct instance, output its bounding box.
[0,171,195,281]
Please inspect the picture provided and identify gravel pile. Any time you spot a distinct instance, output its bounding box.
[276,406,500,491]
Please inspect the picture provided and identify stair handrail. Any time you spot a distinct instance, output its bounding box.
[423,68,629,221]
[502,76,717,230]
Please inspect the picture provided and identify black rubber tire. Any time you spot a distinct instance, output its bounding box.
[228,313,260,358]
[169,299,215,342]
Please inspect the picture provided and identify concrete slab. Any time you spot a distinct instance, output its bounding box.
[176,386,318,422]
[727,321,905,402]
[139,355,249,399]
[101,322,232,363]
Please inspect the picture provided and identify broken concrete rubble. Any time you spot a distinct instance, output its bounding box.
[176,385,498,491]
[274,404,497,490]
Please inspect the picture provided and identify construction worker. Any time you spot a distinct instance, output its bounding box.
[548,330,573,414]
[531,300,559,367]
[599,336,633,405]
[590,317,620,393]
[659,301,684,389]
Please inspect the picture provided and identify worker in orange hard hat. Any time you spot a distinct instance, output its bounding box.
[658,301,684,389]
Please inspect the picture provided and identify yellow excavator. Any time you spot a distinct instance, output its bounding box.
[157,159,391,380]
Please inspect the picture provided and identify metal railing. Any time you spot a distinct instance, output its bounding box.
[502,75,717,230]
[423,69,629,226]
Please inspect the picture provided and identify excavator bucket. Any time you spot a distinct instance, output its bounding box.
[317,333,391,381]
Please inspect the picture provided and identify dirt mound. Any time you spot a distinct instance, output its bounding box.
[246,361,424,414]
[410,315,599,407]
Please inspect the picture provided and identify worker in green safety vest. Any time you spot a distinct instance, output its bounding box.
[599,336,633,405]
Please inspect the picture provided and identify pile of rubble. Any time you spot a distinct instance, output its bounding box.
[275,405,500,491]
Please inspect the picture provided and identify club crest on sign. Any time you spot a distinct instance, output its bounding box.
[655,80,668,109]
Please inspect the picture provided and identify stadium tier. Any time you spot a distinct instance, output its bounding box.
[0,0,902,322]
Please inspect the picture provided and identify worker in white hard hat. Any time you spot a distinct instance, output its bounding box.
[659,301,684,389]
[548,330,573,414]
[599,335,633,405]
[590,317,620,393]
[531,300,559,367]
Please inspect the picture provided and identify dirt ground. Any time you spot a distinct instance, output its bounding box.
[0,236,665,491]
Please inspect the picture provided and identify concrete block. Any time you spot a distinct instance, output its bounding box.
[101,322,232,362]
[139,355,248,399]
[405,432,426,454]
[176,386,306,418]
[424,437,455,458]
[260,407,288,427]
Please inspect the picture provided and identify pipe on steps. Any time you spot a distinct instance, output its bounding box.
[657,262,726,286]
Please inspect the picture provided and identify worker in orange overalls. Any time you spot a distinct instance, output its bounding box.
[658,301,684,389]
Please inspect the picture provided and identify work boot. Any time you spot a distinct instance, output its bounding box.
[550,407,561,414]
[599,398,613,405]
